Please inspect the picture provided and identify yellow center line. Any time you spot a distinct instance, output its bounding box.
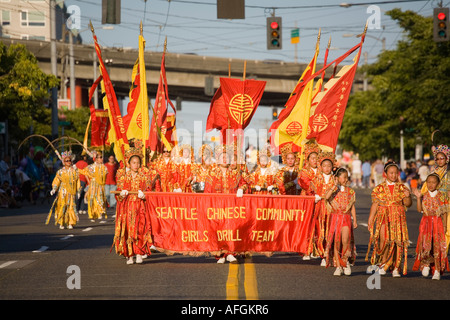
[226,263,239,300]
[244,259,259,300]
[225,257,259,300]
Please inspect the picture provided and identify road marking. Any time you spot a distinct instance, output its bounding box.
[0,261,17,269]
[226,263,239,300]
[32,246,49,253]
[225,258,259,300]
[83,227,93,232]
[244,260,259,300]
[359,223,368,227]
[60,234,74,240]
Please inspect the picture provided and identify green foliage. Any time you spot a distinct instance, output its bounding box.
[340,9,450,161]
[0,42,59,143]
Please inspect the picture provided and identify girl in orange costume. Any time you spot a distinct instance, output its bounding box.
[113,141,153,265]
[275,143,300,195]
[324,167,357,276]
[308,151,337,266]
[299,142,320,196]
[412,173,449,280]
[366,161,412,277]
[250,147,277,195]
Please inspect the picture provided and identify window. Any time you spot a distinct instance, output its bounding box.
[20,10,45,27]
[1,10,10,26]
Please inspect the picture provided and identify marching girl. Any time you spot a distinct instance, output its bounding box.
[412,173,449,280]
[113,141,153,265]
[204,145,246,264]
[308,151,337,266]
[175,144,195,193]
[299,142,321,196]
[324,167,357,276]
[79,151,108,222]
[421,144,450,255]
[249,147,277,195]
[47,151,80,229]
[275,143,300,195]
[366,161,412,277]
[191,144,214,193]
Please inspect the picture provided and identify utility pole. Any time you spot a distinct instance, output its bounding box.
[69,30,75,110]
[50,0,59,139]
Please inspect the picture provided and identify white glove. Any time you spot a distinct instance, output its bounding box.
[267,185,273,191]
[314,194,321,203]
[174,188,182,193]
[236,188,244,198]
[120,190,128,197]
[50,189,56,196]
[138,190,145,199]
[255,185,261,191]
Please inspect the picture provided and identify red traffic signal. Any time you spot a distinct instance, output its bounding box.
[433,7,449,42]
[267,17,282,50]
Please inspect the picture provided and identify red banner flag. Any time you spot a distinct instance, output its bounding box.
[91,25,129,163]
[306,35,364,152]
[205,87,229,142]
[149,50,176,153]
[219,78,266,130]
[146,193,315,255]
[87,76,110,148]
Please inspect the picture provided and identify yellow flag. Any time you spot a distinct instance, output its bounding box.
[124,28,149,164]
[271,32,320,156]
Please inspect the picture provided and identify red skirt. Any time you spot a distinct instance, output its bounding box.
[113,198,153,258]
[412,216,449,274]
[325,213,356,267]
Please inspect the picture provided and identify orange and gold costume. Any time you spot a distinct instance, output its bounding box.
[308,171,335,257]
[366,182,410,275]
[175,145,195,192]
[153,155,178,192]
[412,190,449,275]
[324,186,357,267]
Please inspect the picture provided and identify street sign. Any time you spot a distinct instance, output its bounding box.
[291,28,299,44]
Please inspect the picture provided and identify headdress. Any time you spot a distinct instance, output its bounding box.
[383,160,399,173]
[318,151,336,166]
[214,144,234,160]
[198,144,213,160]
[433,144,449,164]
[124,139,144,163]
[257,144,272,167]
[332,166,348,177]
[280,143,297,165]
[303,141,321,160]
[179,144,195,162]
[426,172,441,182]
[61,150,75,162]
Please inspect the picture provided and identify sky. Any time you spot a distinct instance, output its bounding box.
[63,0,439,148]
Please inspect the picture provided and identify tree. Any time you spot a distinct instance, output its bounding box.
[339,9,450,161]
[0,42,59,145]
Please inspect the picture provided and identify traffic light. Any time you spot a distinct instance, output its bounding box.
[272,107,278,120]
[433,7,449,42]
[267,17,282,50]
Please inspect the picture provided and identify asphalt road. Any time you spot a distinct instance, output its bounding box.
[0,189,449,305]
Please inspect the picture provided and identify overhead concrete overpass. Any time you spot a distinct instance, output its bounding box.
[2,38,364,108]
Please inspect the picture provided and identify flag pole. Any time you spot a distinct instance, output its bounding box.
[298,28,320,170]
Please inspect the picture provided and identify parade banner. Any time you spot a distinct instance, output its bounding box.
[146,193,315,255]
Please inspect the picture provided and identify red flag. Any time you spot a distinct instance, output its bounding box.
[206,87,229,142]
[219,78,266,130]
[306,35,365,152]
[88,76,110,147]
[91,25,129,163]
[148,50,176,153]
